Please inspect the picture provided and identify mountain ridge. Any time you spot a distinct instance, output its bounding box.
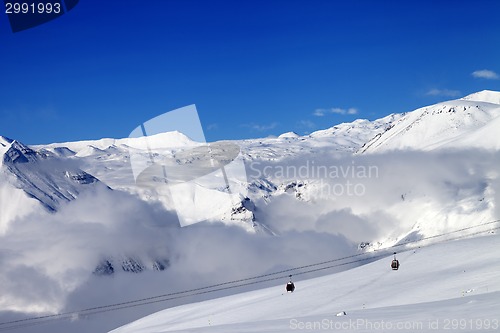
[1,91,500,248]
[0,137,104,214]
[2,91,500,235]
[18,90,500,157]
[2,91,500,329]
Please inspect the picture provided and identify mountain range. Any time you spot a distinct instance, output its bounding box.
[1,90,500,333]
[1,90,500,268]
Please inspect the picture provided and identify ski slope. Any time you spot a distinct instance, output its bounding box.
[110,233,500,333]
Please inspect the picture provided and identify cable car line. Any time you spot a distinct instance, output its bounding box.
[0,219,498,331]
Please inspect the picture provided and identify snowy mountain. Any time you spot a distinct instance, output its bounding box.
[358,90,500,153]
[3,91,499,238]
[462,89,500,104]
[0,137,173,277]
[1,91,500,333]
[10,90,500,241]
[0,136,106,233]
[1,136,103,210]
[278,131,299,138]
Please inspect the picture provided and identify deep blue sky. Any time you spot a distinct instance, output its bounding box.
[1,1,500,144]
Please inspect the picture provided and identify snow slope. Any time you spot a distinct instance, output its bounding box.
[1,141,102,210]
[0,137,105,232]
[461,89,500,105]
[359,91,500,153]
[0,136,14,167]
[110,233,500,333]
[40,131,200,154]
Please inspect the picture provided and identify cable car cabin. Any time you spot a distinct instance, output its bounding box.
[286,281,295,292]
[391,259,400,270]
[391,252,400,270]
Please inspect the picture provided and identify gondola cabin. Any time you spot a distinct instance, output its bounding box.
[391,252,400,270]
[286,275,295,292]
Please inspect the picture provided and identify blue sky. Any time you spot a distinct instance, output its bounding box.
[1,0,500,144]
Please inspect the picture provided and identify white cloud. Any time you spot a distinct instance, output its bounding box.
[297,120,315,129]
[472,69,499,80]
[425,89,461,97]
[206,123,218,131]
[0,180,359,332]
[242,122,278,132]
[313,109,326,117]
[313,107,358,117]
[2,147,500,333]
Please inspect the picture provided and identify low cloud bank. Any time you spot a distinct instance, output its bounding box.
[1,149,499,332]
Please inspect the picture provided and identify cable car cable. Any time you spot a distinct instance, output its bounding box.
[0,219,499,331]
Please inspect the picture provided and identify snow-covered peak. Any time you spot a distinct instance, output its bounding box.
[0,135,13,146]
[125,130,198,150]
[0,136,14,167]
[278,131,299,139]
[359,92,500,153]
[460,90,500,105]
[296,90,500,154]
[75,145,107,158]
[1,136,104,214]
[302,114,403,153]
[2,140,39,164]
[39,131,199,157]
